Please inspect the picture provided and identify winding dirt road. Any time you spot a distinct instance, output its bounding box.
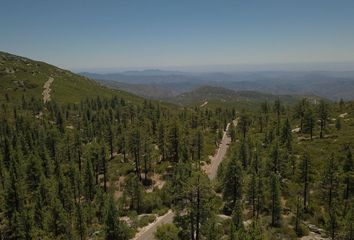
[133,120,236,240]
[42,77,54,103]
[203,121,233,180]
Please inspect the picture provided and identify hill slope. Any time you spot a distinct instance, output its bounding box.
[0,51,141,104]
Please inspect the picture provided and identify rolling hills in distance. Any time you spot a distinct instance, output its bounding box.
[80,70,354,102]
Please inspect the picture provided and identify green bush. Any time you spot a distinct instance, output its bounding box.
[154,223,179,240]
[142,192,163,213]
[153,207,169,216]
[138,215,156,228]
[296,223,309,237]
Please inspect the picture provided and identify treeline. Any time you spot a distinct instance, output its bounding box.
[0,95,234,239]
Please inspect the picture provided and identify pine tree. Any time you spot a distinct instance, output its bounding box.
[322,153,339,211]
[343,204,354,240]
[75,202,87,240]
[261,100,269,129]
[107,126,114,159]
[34,188,45,230]
[298,153,312,212]
[228,123,236,142]
[5,156,26,234]
[294,195,303,236]
[83,158,95,202]
[104,193,129,240]
[168,122,180,163]
[101,145,108,192]
[256,174,265,218]
[318,100,329,138]
[129,128,142,180]
[343,145,353,202]
[74,131,83,172]
[239,139,249,169]
[269,142,280,174]
[119,133,127,162]
[248,220,263,240]
[26,154,43,192]
[142,139,152,185]
[238,112,251,139]
[294,98,308,133]
[2,137,12,168]
[223,155,243,212]
[270,173,281,227]
[280,118,292,151]
[247,170,257,218]
[194,129,204,164]
[257,114,264,133]
[327,208,338,240]
[274,98,282,136]
[303,108,314,140]
[158,122,167,162]
[124,173,144,213]
[335,118,341,130]
[48,197,71,239]
[231,199,244,230]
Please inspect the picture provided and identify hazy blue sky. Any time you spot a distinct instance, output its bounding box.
[1,0,354,72]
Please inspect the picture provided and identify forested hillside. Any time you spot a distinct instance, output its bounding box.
[0,52,353,240]
[215,98,354,239]
[0,52,235,239]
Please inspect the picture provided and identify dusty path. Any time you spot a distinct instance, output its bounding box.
[200,101,208,107]
[203,120,236,180]
[42,77,54,103]
[133,120,236,240]
[132,210,174,240]
[300,232,328,240]
[300,221,329,240]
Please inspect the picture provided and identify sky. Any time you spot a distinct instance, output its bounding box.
[1,0,354,72]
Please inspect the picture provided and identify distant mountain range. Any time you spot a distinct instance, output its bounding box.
[166,86,306,107]
[80,70,354,101]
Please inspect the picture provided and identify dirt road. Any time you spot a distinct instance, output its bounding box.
[42,77,54,103]
[132,210,174,240]
[203,121,234,180]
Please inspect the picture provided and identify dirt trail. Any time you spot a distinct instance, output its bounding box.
[132,210,174,240]
[200,101,208,107]
[300,221,329,240]
[203,120,237,180]
[133,120,236,240]
[42,77,54,103]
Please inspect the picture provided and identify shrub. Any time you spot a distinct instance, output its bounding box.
[154,224,179,240]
